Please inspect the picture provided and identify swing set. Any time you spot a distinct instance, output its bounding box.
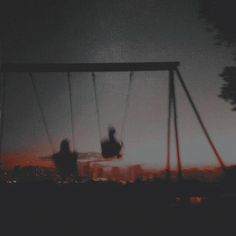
[0,62,226,181]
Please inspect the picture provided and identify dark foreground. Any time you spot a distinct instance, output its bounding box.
[1,181,236,236]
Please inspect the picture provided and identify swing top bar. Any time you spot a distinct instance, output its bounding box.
[1,62,180,73]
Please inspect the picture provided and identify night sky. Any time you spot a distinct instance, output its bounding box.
[0,0,235,169]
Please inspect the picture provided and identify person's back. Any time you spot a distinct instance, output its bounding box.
[52,139,78,181]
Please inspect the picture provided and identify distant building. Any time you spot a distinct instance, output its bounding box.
[91,164,104,180]
[111,167,121,182]
[79,162,90,178]
[127,165,142,182]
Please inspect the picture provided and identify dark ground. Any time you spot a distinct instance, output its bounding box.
[1,181,236,236]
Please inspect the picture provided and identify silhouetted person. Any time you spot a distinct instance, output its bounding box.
[101,127,123,159]
[52,139,78,181]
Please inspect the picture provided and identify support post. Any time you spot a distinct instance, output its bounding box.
[166,70,172,180]
[175,68,226,171]
[170,70,183,181]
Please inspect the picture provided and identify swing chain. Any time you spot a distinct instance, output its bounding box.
[67,72,75,151]
[29,73,55,154]
[92,72,102,142]
[120,71,134,140]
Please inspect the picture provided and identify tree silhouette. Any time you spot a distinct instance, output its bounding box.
[219,67,236,110]
[199,0,236,109]
[199,0,236,47]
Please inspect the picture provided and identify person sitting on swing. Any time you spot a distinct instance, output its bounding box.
[101,126,123,159]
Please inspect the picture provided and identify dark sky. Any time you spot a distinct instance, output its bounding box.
[0,0,235,168]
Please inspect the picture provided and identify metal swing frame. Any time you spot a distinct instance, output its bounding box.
[0,61,226,181]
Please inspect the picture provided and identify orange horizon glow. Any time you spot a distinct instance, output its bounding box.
[0,149,229,183]
[1,150,54,170]
[1,150,226,171]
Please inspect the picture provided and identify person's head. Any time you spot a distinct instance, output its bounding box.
[108,126,116,139]
[60,139,70,153]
